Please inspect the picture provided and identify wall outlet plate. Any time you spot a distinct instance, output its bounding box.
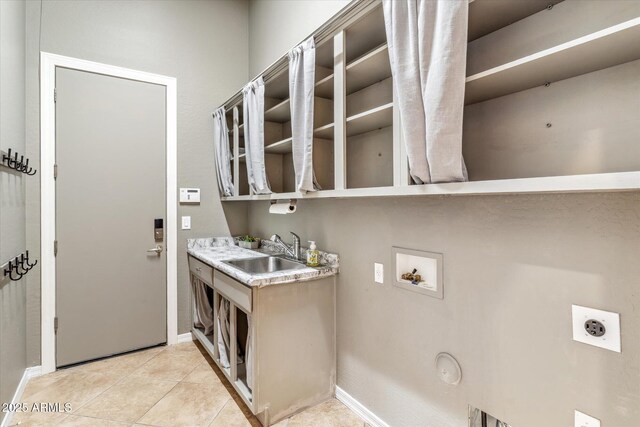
[575,410,600,427]
[572,305,621,352]
[374,263,384,284]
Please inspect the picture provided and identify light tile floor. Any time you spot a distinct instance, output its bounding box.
[9,341,365,427]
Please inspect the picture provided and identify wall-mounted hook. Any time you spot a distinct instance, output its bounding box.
[3,259,23,281]
[17,254,29,275]
[1,148,37,175]
[2,251,37,282]
[25,250,38,269]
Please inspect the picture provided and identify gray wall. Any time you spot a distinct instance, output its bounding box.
[0,0,28,416]
[246,1,640,426]
[248,195,640,427]
[24,0,250,366]
[248,0,350,76]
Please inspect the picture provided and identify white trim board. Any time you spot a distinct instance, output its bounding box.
[0,366,42,427]
[335,386,390,427]
[40,52,178,374]
[176,332,195,344]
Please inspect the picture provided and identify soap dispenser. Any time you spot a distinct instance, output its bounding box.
[307,241,319,267]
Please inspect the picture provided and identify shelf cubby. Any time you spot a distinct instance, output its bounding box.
[265,137,292,154]
[346,43,391,94]
[346,103,392,138]
[316,38,334,69]
[466,17,640,105]
[346,126,393,189]
[314,123,334,140]
[463,58,640,181]
[467,0,562,41]
[315,74,334,99]
[345,5,386,63]
[264,99,290,122]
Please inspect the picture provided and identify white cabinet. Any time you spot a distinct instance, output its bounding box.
[188,255,336,426]
[219,0,640,201]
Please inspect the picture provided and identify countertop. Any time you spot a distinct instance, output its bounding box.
[186,237,339,288]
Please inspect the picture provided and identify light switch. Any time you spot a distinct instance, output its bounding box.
[181,216,191,230]
[575,410,600,427]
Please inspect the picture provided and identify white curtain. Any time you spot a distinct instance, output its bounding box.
[243,77,272,194]
[217,298,231,368]
[383,0,469,184]
[191,277,214,335]
[212,107,234,196]
[289,37,321,192]
[245,314,253,389]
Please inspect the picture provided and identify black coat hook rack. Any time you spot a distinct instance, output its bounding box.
[2,251,38,282]
[1,148,37,175]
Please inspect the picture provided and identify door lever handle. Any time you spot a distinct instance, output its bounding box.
[147,244,163,255]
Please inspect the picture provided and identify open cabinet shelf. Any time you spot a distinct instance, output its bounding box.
[265,137,293,154]
[346,102,392,137]
[218,0,640,202]
[264,99,290,122]
[465,17,640,105]
[467,0,563,41]
[315,74,334,98]
[346,43,391,94]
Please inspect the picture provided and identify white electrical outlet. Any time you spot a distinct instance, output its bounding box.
[181,216,191,230]
[575,410,600,427]
[572,305,621,353]
[374,263,384,284]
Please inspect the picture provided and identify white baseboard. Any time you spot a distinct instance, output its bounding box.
[1,366,42,427]
[335,386,389,427]
[25,365,43,379]
[176,332,194,344]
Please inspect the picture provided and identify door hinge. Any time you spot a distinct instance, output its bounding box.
[54,240,58,256]
[54,316,59,333]
[53,164,58,179]
[54,88,57,103]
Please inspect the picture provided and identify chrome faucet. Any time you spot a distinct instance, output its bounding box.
[270,232,303,261]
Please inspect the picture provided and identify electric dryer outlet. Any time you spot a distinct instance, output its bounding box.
[572,305,621,352]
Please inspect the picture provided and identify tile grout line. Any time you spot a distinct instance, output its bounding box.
[206,397,233,427]
[70,347,169,416]
[132,370,185,425]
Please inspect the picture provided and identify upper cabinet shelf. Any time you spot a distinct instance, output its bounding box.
[265,137,293,154]
[346,44,391,94]
[265,99,291,123]
[315,74,334,98]
[465,17,640,104]
[314,123,334,139]
[468,0,563,41]
[346,103,392,137]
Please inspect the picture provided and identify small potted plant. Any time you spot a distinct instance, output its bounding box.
[238,235,260,249]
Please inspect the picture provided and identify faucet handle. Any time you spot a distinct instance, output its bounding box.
[270,234,280,242]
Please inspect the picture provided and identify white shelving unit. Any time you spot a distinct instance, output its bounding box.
[217,0,640,202]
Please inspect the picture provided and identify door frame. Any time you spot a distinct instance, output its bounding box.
[40,52,178,374]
